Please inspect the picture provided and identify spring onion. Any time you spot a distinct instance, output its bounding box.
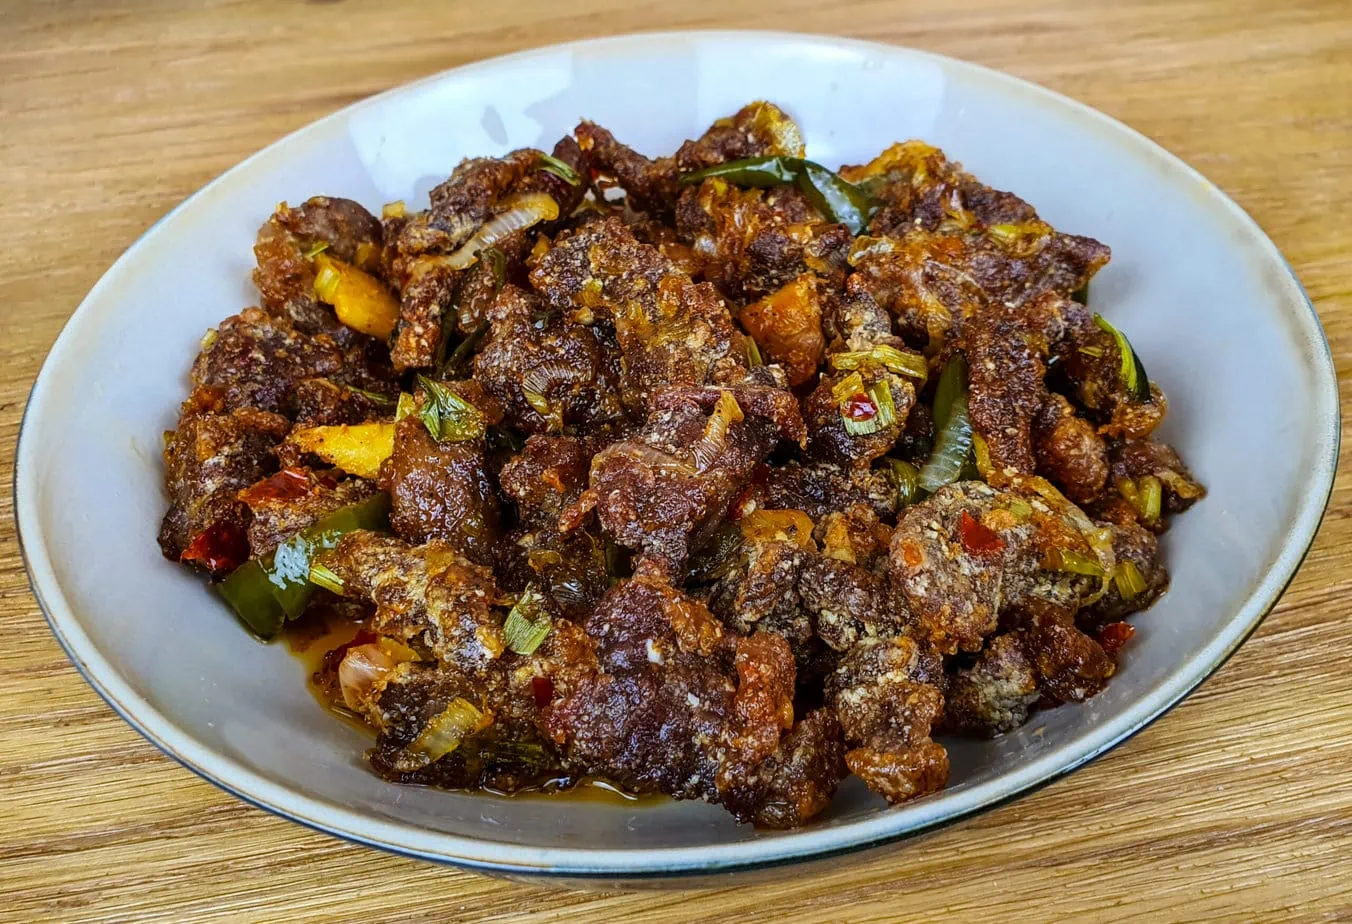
[303,240,330,260]
[917,354,974,493]
[1113,560,1148,600]
[830,344,929,384]
[1093,314,1151,402]
[415,375,486,443]
[502,584,552,655]
[1045,548,1108,578]
[1138,474,1163,522]
[215,492,389,639]
[307,561,346,595]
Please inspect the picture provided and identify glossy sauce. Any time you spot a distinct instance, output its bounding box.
[282,611,662,806]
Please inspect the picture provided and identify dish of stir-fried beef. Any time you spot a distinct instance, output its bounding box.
[158,101,1203,828]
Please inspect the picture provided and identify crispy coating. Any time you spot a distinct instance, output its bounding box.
[239,468,377,559]
[1034,393,1109,505]
[158,389,290,573]
[380,416,501,565]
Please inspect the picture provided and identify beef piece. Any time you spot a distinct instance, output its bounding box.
[963,294,1077,478]
[543,576,832,824]
[1107,437,1205,517]
[529,217,744,408]
[839,141,1110,300]
[889,481,1101,655]
[719,708,848,828]
[822,290,904,355]
[292,376,397,427]
[804,368,916,469]
[582,383,801,576]
[762,461,898,521]
[944,632,1041,734]
[827,636,949,805]
[498,435,594,528]
[386,140,586,370]
[804,505,906,652]
[1034,393,1108,505]
[1078,521,1169,628]
[706,511,813,635]
[323,531,506,672]
[239,467,377,559]
[500,525,611,622]
[577,101,804,217]
[380,415,500,565]
[192,307,393,419]
[474,284,626,435]
[158,389,290,574]
[253,196,385,341]
[675,181,848,301]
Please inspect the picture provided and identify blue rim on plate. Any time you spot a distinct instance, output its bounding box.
[14,31,1340,880]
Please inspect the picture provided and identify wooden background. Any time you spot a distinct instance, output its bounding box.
[2,1,1349,920]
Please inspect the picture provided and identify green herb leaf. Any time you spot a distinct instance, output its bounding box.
[1093,314,1151,401]
[537,152,582,186]
[415,375,486,443]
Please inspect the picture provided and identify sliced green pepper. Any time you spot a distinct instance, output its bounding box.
[679,156,878,234]
[215,492,389,639]
[917,353,974,493]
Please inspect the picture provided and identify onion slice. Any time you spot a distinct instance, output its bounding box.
[445,193,559,270]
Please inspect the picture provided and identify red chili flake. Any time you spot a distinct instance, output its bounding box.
[1097,622,1136,660]
[532,676,555,708]
[843,393,877,421]
[957,510,1005,557]
[180,521,248,574]
[239,468,313,505]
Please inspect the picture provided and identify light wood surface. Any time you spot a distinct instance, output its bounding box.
[2,1,1350,920]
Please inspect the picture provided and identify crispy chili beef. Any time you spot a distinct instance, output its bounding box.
[160,103,1201,827]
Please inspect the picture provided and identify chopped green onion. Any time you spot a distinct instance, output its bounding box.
[842,379,897,436]
[830,344,928,384]
[1093,314,1151,402]
[537,152,582,186]
[200,328,218,349]
[502,584,552,655]
[303,240,330,260]
[744,334,764,367]
[415,375,486,443]
[522,389,551,416]
[1138,475,1163,522]
[917,354,974,493]
[410,697,492,763]
[1113,560,1147,599]
[884,458,920,508]
[215,492,389,639]
[308,562,346,595]
[1046,548,1107,578]
[313,263,342,304]
[831,371,867,405]
[1077,345,1105,358]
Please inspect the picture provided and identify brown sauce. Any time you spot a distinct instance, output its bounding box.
[282,611,663,807]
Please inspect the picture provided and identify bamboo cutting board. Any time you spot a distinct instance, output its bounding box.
[1,1,1350,920]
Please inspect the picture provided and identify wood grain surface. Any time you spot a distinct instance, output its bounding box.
[2,1,1350,920]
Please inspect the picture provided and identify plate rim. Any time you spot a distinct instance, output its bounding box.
[14,29,1341,879]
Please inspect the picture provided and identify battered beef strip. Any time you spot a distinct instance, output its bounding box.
[578,380,804,577]
[385,138,588,371]
[761,460,900,522]
[473,283,626,435]
[529,216,746,409]
[576,100,805,217]
[379,385,503,567]
[322,530,507,672]
[675,182,852,302]
[839,141,1110,300]
[158,389,290,574]
[541,574,846,826]
[238,466,378,559]
[253,195,386,343]
[193,306,395,420]
[827,636,949,805]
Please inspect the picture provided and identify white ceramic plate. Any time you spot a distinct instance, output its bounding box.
[16,31,1339,886]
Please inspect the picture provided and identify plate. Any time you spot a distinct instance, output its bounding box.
[15,31,1339,886]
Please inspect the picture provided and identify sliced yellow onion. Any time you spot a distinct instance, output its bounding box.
[409,698,493,763]
[445,193,559,270]
[338,643,397,712]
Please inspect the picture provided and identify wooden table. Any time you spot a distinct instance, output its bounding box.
[3,1,1349,920]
